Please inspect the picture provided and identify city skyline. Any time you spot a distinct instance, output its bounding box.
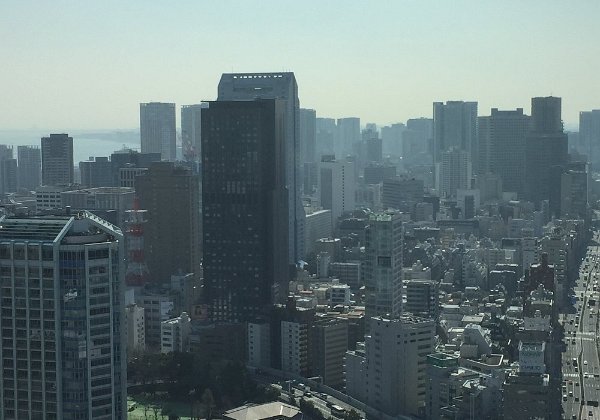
[1,1,599,129]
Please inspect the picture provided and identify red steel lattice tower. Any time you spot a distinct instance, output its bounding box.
[125,198,150,286]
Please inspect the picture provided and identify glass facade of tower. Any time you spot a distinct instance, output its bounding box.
[201,100,289,323]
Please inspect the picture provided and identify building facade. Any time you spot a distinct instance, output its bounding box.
[478,108,530,196]
[524,97,568,209]
[136,162,201,285]
[201,100,289,322]
[41,134,74,186]
[140,102,176,161]
[0,212,126,419]
[433,101,478,168]
[319,156,356,224]
[438,147,471,198]
[181,103,209,162]
[17,145,41,191]
[364,211,403,320]
[218,72,303,263]
[346,316,435,417]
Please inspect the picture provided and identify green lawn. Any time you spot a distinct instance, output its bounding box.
[127,395,207,420]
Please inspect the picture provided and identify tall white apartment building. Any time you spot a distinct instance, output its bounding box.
[0,212,126,419]
[281,321,309,376]
[247,322,271,368]
[125,303,145,354]
[364,211,403,320]
[319,156,356,224]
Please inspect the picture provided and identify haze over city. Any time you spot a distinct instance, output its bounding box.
[1,0,599,129]
[3,2,600,419]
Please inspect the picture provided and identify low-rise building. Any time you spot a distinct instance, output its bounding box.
[160,312,191,353]
[125,303,145,355]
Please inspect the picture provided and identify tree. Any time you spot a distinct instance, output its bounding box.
[299,398,326,420]
[202,388,216,420]
[344,409,362,420]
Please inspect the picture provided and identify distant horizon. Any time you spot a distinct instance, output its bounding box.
[0,117,583,134]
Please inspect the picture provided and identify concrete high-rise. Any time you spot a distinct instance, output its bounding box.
[299,108,317,165]
[136,162,201,285]
[524,97,568,208]
[580,109,600,169]
[381,123,405,157]
[140,102,176,161]
[560,164,588,219]
[364,211,403,320]
[403,117,433,158]
[79,157,112,187]
[478,108,530,196]
[405,279,439,319]
[433,101,478,166]
[319,155,356,224]
[0,145,17,195]
[336,117,360,158]
[217,72,303,263]
[438,147,471,198]
[345,316,435,417]
[41,133,74,186]
[300,108,317,195]
[316,117,336,157]
[201,100,289,323]
[110,148,161,187]
[0,212,126,419]
[17,145,41,191]
[181,103,209,162]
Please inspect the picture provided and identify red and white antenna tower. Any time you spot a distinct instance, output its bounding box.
[125,197,150,287]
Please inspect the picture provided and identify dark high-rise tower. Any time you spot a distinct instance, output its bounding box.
[136,162,201,284]
[217,72,303,262]
[201,99,289,323]
[524,97,568,209]
[41,133,74,186]
[478,108,531,196]
[531,96,562,133]
[140,102,176,161]
[433,101,478,165]
[17,145,41,190]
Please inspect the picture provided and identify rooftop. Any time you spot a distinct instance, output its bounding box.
[223,402,300,420]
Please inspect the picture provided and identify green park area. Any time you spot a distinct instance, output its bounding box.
[127,352,280,419]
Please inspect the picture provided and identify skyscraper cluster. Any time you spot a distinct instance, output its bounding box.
[2,70,600,420]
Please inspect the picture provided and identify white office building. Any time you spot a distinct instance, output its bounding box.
[125,303,146,354]
[140,102,176,161]
[319,156,356,224]
[346,316,435,417]
[248,322,271,368]
[281,321,308,376]
[304,208,333,255]
[364,211,403,320]
[160,312,191,353]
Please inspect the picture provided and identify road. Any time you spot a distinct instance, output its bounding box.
[251,370,366,419]
[561,235,600,420]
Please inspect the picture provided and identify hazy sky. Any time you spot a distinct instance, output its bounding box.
[1,1,599,130]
